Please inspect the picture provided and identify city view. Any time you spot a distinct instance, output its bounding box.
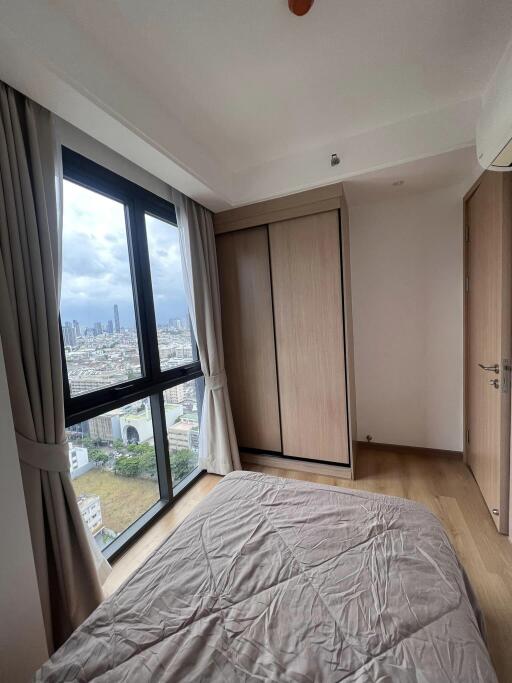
[61,178,201,551]
[64,310,201,551]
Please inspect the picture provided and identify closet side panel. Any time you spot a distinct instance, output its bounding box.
[216,226,282,452]
[269,211,349,464]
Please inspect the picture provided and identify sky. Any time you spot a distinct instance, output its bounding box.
[60,180,189,329]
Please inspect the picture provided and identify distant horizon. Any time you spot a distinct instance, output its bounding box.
[61,309,190,332]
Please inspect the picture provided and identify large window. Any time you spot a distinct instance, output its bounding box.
[61,148,203,560]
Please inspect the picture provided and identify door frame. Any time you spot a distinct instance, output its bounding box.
[463,171,512,534]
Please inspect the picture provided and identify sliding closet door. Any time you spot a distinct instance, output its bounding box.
[216,227,282,451]
[269,211,349,464]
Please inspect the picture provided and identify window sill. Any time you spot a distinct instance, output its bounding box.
[103,465,205,563]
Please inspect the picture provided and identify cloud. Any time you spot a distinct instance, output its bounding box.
[60,180,188,328]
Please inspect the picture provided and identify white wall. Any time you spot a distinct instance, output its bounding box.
[349,184,467,452]
[0,340,48,681]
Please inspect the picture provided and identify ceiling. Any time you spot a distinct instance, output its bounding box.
[344,147,481,207]
[1,0,512,207]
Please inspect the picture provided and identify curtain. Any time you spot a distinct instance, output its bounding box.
[0,83,103,653]
[173,190,240,475]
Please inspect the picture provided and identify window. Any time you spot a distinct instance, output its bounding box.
[61,180,142,395]
[61,148,203,561]
[164,377,202,487]
[145,213,193,371]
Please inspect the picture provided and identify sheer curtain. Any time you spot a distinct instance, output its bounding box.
[173,189,240,475]
[0,83,104,652]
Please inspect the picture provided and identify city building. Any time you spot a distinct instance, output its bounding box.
[168,421,199,454]
[164,383,185,404]
[68,366,129,397]
[88,408,123,443]
[72,320,81,338]
[106,319,114,334]
[68,444,89,473]
[62,321,77,348]
[114,304,120,333]
[68,444,95,479]
[77,495,102,533]
[175,345,192,359]
[93,322,102,336]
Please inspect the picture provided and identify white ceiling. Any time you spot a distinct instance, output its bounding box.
[1,0,512,207]
[344,147,481,207]
[50,0,512,169]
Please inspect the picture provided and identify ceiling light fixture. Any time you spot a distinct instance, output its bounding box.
[289,0,315,17]
[331,153,340,167]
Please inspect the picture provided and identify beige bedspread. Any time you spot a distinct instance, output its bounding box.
[35,471,497,682]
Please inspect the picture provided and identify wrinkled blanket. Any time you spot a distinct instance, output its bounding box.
[35,471,497,682]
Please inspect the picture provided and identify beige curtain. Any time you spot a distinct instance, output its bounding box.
[0,83,102,652]
[173,190,240,475]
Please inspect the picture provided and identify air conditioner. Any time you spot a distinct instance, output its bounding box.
[476,39,512,171]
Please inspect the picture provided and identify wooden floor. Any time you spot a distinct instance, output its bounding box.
[105,447,512,683]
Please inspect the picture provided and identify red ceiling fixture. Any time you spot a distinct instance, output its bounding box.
[288,0,314,17]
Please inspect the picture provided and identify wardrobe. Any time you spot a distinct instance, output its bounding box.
[214,184,356,478]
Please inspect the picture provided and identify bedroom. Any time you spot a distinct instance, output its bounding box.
[0,1,511,681]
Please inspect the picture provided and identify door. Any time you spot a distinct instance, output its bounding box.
[269,210,350,464]
[466,171,511,533]
[216,226,282,452]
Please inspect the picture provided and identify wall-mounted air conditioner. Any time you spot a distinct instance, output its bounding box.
[476,38,512,171]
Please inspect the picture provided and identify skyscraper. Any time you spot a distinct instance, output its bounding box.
[106,319,114,334]
[73,319,81,337]
[93,322,102,336]
[114,304,120,333]
[63,321,77,348]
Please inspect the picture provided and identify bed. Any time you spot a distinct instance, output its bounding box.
[35,471,497,682]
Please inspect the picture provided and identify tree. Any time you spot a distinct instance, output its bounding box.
[89,449,109,466]
[170,449,197,483]
[79,436,94,450]
[115,455,141,477]
[127,442,154,457]
[126,442,157,477]
[139,450,157,478]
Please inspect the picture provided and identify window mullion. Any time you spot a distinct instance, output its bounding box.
[150,393,173,501]
[127,198,160,382]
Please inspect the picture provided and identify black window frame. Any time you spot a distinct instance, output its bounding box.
[61,147,204,562]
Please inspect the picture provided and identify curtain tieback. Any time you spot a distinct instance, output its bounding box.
[204,371,227,391]
[16,432,70,472]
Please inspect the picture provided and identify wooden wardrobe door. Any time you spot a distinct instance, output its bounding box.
[269,211,349,464]
[216,226,281,452]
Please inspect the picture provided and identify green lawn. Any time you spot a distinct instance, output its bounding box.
[72,469,159,534]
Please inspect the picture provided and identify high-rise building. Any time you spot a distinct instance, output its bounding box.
[73,319,81,337]
[93,322,102,336]
[63,321,77,348]
[164,383,186,404]
[114,304,120,333]
[169,317,183,330]
[106,319,114,334]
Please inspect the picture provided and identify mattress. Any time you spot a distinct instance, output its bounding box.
[35,471,497,682]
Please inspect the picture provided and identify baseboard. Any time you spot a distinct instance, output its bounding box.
[357,441,463,460]
[240,451,353,480]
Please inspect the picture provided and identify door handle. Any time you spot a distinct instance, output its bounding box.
[478,363,499,374]
[489,378,500,389]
